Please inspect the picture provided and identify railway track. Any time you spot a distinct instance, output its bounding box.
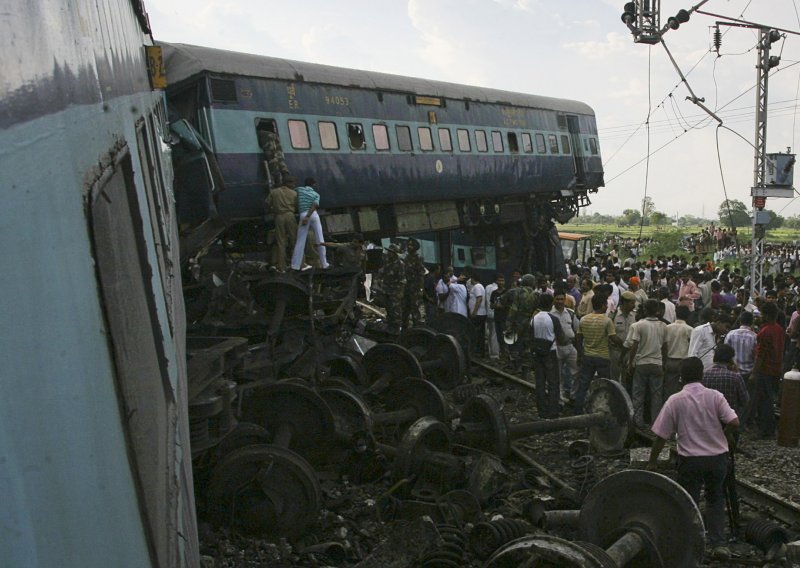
[473,359,800,529]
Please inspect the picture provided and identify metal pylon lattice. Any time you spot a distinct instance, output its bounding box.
[750,28,772,298]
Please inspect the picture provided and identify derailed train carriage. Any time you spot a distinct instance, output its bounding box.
[1,1,198,566]
[160,42,604,277]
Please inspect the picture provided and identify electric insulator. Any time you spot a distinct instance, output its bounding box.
[713,26,722,53]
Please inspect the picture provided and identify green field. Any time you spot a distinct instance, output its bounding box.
[561,222,799,261]
[563,222,799,243]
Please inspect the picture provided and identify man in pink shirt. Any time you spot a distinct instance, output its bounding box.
[648,357,739,557]
[677,269,701,312]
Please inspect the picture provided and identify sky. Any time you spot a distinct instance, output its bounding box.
[147,0,800,220]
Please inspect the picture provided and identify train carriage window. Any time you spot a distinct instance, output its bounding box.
[589,138,598,155]
[396,125,413,151]
[418,127,434,151]
[438,128,453,152]
[491,131,504,152]
[560,135,571,154]
[475,130,488,152]
[319,121,340,150]
[348,123,366,150]
[372,124,390,151]
[535,133,546,153]
[584,138,590,151]
[548,134,559,154]
[288,120,311,149]
[507,132,519,153]
[457,129,471,152]
[522,133,533,153]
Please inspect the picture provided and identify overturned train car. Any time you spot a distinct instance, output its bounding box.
[161,42,604,276]
[1,1,198,566]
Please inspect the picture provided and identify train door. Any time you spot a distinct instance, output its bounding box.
[256,118,291,188]
[566,115,586,188]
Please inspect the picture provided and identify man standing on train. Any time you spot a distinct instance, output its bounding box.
[265,175,298,272]
[291,177,330,271]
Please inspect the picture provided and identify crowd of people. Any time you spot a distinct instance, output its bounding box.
[427,247,799,559]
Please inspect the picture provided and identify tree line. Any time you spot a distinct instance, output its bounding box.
[571,197,797,230]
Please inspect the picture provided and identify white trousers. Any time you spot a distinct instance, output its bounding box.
[291,210,329,269]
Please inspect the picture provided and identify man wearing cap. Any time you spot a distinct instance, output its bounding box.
[265,176,298,272]
[376,243,406,334]
[501,274,538,372]
[291,177,330,270]
[628,276,648,312]
[402,238,426,328]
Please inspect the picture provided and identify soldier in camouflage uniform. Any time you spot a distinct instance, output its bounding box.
[259,128,290,188]
[403,238,426,328]
[377,243,406,334]
[498,274,539,375]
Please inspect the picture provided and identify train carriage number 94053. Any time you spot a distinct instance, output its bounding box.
[325,95,350,106]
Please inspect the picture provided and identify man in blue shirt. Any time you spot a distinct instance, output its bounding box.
[290,177,330,270]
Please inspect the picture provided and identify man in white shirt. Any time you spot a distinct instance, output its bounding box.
[435,266,453,313]
[552,288,579,402]
[485,274,504,360]
[467,270,487,358]
[688,313,732,371]
[444,273,468,318]
[532,294,561,418]
[604,270,621,307]
[658,287,676,323]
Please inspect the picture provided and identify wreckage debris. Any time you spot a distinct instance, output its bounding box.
[455,378,633,457]
[186,267,800,567]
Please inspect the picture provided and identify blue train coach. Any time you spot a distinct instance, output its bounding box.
[1,1,198,566]
[161,42,604,274]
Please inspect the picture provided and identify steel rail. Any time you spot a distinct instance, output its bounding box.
[632,428,800,526]
[471,359,537,391]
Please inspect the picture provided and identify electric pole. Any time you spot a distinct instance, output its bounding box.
[620,2,796,298]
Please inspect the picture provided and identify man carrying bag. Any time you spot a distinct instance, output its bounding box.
[531,294,567,418]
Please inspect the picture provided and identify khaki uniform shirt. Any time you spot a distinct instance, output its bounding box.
[266,185,297,215]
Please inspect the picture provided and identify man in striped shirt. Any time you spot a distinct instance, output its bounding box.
[724,311,757,419]
[574,293,623,414]
[290,178,330,270]
[703,344,750,417]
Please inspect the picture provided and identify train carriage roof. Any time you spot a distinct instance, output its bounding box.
[159,42,595,116]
